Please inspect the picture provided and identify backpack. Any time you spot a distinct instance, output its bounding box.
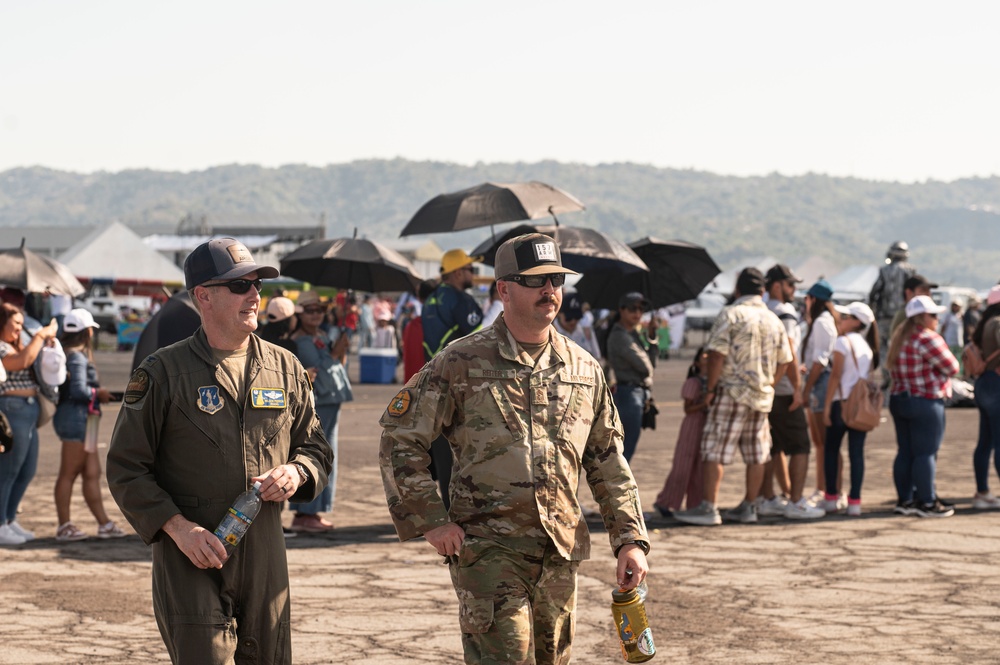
[839,337,883,432]
[962,342,1000,380]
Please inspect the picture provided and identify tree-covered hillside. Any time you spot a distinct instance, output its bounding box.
[1,160,998,287]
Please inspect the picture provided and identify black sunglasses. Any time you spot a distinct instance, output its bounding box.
[204,278,263,294]
[505,274,566,289]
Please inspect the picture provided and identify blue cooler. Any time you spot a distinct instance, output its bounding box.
[359,347,397,384]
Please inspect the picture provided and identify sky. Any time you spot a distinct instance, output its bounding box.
[2,1,999,183]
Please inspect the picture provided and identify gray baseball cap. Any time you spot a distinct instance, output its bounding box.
[183,237,279,290]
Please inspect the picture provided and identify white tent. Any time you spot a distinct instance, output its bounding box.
[60,221,185,284]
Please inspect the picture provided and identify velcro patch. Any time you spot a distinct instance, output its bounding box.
[250,388,286,409]
[123,369,150,404]
[386,389,412,417]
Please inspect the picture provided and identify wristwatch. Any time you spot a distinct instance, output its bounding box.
[292,463,309,485]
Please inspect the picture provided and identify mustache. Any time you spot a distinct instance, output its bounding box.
[536,294,559,306]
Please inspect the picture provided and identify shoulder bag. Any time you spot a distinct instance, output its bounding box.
[840,338,883,432]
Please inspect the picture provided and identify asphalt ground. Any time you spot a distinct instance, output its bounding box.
[2,348,998,664]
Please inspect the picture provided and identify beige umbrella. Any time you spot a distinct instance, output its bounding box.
[0,239,86,296]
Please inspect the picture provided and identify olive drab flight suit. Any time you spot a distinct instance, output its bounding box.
[107,329,331,665]
[380,315,649,664]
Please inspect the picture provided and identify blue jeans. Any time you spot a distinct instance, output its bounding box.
[0,396,40,523]
[974,371,1000,493]
[824,400,867,500]
[289,403,340,515]
[613,384,645,462]
[889,392,945,505]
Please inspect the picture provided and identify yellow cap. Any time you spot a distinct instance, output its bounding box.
[440,248,482,275]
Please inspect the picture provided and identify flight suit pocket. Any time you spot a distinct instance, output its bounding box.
[458,597,495,634]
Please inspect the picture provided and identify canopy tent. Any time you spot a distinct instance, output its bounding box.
[60,221,185,286]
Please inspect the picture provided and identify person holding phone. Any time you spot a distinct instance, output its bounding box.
[52,309,127,541]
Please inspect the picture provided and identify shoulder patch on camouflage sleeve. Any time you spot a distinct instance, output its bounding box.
[123,369,150,405]
[386,389,412,417]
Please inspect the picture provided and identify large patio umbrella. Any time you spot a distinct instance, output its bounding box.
[279,232,423,294]
[399,181,585,237]
[0,239,86,297]
[573,237,721,309]
[470,224,648,275]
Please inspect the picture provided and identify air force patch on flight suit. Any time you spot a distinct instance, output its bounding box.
[198,386,225,414]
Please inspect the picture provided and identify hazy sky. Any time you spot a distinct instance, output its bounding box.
[2,1,998,182]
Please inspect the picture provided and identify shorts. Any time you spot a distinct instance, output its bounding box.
[53,402,88,442]
[809,369,830,413]
[701,393,771,465]
[768,395,811,456]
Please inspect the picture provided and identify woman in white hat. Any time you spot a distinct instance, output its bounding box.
[886,295,959,518]
[822,302,879,516]
[52,309,126,541]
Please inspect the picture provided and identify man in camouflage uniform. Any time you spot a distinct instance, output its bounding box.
[380,233,650,665]
[869,240,916,361]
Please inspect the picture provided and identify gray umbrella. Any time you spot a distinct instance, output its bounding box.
[0,239,85,297]
[399,181,585,236]
[471,224,648,275]
[280,233,423,293]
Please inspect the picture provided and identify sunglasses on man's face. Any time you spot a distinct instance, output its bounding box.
[204,278,263,294]
[302,307,326,315]
[505,274,566,289]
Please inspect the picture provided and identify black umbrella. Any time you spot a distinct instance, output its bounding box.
[131,291,201,371]
[573,237,721,310]
[0,239,85,297]
[279,233,423,293]
[399,181,585,237]
[471,224,648,275]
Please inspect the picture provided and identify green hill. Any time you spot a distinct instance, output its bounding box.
[1,160,998,288]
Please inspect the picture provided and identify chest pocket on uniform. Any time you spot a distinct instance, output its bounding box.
[554,377,596,451]
[488,383,526,441]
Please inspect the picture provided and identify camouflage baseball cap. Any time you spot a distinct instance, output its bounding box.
[493,233,579,280]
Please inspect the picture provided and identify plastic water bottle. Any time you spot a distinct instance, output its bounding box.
[214,481,262,553]
[611,578,655,662]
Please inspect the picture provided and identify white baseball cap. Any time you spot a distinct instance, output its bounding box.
[835,302,875,329]
[905,295,946,318]
[63,308,100,333]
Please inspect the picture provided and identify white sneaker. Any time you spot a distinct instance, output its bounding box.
[0,523,26,545]
[7,520,34,541]
[847,502,862,516]
[784,497,825,520]
[972,492,1000,510]
[806,489,826,507]
[837,493,849,511]
[756,496,790,516]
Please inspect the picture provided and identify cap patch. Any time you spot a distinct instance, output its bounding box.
[227,242,253,264]
[533,241,557,263]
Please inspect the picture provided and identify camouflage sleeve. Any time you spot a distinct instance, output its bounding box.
[582,376,650,556]
[378,365,453,542]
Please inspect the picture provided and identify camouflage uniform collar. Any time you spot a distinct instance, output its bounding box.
[493,315,567,367]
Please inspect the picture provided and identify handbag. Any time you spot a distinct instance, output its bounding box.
[641,392,659,430]
[36,393,56,428]
[840,339,883,432]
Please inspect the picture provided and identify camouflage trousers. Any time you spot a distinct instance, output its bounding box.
[449,536,579,665]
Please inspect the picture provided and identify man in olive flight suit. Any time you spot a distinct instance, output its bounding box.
[107,237,332,665]
[380,233,650,665]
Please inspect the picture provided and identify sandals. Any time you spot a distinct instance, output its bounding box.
[97,521,127,539]
[56,522,89,542]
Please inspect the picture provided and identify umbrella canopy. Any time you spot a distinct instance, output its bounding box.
[471,224,648,275]
[399,181,585,237]
[279,236,423,294]
[0,239,86,297]
[573,237,721,310]
[131,291,201,371]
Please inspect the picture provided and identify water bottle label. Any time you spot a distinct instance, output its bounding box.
[214,507,253,546]
[637,628,655,656]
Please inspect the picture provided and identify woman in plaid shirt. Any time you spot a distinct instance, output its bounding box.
[886,295,959,517]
